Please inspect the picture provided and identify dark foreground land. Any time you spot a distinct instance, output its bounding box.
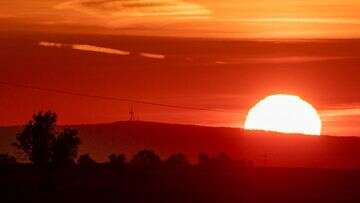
[2,121,360,169]
[1,164,360,203]
[2,115,360,203]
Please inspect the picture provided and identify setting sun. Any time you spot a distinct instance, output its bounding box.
[244,94,322,135]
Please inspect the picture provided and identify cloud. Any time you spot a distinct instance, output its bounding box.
[39,41,130,55]
[72,44,130,55]
[0,14,15,19]
[215,61,227,65]
[214,56,357,65]
[140,52,165,59]
[321,108,360,117]
[39,41,64,48]
[223,18,360,25]
[56,0,211,18]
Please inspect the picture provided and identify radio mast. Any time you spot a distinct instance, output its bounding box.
[129,104,136,121]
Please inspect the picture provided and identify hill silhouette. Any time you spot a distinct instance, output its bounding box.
[1,118,360,203]
[1,121,360,169]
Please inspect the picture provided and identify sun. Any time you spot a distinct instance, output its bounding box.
[244,94,321,136]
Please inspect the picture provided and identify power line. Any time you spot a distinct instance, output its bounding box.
[0,81,230,113]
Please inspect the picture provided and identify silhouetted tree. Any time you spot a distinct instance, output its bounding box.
[78,154,96,168]
[131,149,161,168]
[215,152,231,162]
[199,152,232,167]
[108,153,126,168]
[14,111,81,168]
[165,153,189,169]
[0,154,16,166]
[212,152,232,168]
[52,128,80,167]
[198,152,210,166]
[14,111,57,167]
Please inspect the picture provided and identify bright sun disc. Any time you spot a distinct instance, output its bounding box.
[244,94,321,136]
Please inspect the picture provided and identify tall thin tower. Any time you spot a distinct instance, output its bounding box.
[129,104,136,121]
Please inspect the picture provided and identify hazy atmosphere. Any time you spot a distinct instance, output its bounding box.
[2,1,360,203]
[2,1,360,137]
[1,33,360,136]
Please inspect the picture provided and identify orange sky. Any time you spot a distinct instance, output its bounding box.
[2,0,360,38]
[1,1,360,136]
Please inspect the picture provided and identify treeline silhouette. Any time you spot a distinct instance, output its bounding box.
[3,111,243,170]
[0,111,359,203]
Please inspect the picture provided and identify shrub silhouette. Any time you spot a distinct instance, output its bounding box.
[0,154,16,166]
[198,152,210,166]
[131,149,161,168]
[108,153,126,168]
[198,152,233,169]
[214,152,231,163]
[52,128,81,167]
[14,111,81,168]
[165,153,189,169]
[78,154,96,168]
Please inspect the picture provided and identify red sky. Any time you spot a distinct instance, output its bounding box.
[1,1,360,136]
[1,32,360,136]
